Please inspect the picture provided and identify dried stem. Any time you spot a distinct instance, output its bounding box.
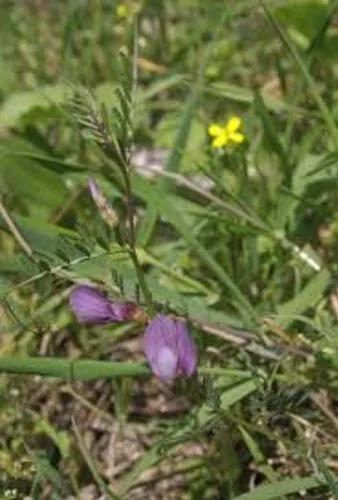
[0,197,33,258]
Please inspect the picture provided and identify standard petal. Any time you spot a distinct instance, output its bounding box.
[70,285,119,324]
[144,315,176,363]
[226,116,241,133]
[152,347,178,381]
[143,314,197,381]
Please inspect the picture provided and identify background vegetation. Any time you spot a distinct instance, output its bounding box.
[1,0,338,498]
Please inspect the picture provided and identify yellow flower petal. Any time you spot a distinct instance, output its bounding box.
[117,3,128,18]
[226,116,241,133]
[229,132,245,144]
[212,133,228,148]
[208,124,224,137]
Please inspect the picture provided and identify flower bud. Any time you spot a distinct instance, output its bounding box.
[70,285,136,324]
[88,178,117,228]
[144,314,197,382]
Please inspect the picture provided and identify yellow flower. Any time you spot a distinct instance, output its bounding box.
[117,3,128,18]
[208,116,245,149]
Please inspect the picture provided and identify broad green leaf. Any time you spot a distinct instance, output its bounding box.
[277,268,330,323]
[275,1,328,44]
[207,81,309,116]
[0,156,68,215]
[0,214,77,254]
[155,112,205,173]
[220,379,257,411]
[292,154,331,196]
[0,254,38,277]
[0,84,67,128]
[263,3,338,149]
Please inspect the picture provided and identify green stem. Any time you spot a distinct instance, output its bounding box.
[0,356,252,382]
[0,357,150,381]
[128,247,155,314]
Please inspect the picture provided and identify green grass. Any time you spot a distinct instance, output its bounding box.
[1,0,338,498]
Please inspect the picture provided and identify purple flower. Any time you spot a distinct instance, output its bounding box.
[144,314,197,382]
[70,285,136,324]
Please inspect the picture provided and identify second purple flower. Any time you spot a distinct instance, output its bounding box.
[144,314,197,382]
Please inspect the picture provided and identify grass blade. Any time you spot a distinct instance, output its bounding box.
[72,417,119,500]
[262,1,338,150]
[232,474,327,500]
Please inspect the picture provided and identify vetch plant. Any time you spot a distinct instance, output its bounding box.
[69,69,198,382]
[1,4,338,498]
[70,71,154,316]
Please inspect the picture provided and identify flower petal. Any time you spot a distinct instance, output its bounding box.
[175,320,197,376]
[144,315,176,363]
[226,116,241,133]
[143,314,197,381]
[230,132,245,144]
[212,133,228,148]
[153,347,178,381]
[208,124,223,137]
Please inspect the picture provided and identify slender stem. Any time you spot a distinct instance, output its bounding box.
[0,197,33,258]
[123,162,154,312]
[128,246,154,314]
[122,165,136,247]
[114,24,154,315]
[100,138,154,313]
